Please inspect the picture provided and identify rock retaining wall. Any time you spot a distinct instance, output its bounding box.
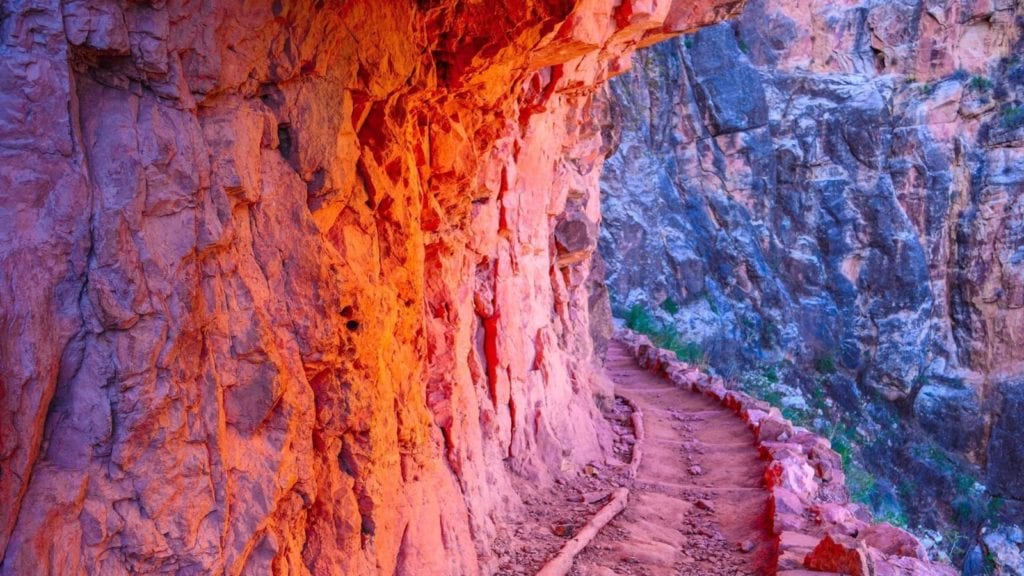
[617,329,957,576]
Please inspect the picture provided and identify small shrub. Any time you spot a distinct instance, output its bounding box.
[920,83,936,96]
[622,305,706,366]
[951,496,981,524]
[876,509,909,528]
[828,423,857,469]
[1002,105,1024,127]
[984,551,998,574]
[684,37,693,49]
[660,297,681,315]
[737,38,750,54]
[625,304,658,334]
[761,389,782,407]
[762,366,779,384]
[986,496,1005,520]
[815,353,838,375]
[809,386,828,411]
[954,473,975,497]
[969,75,993,92]
[659,331,704,365]
[782,406,813,428]
[847,462,877,505]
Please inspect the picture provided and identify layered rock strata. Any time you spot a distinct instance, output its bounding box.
[598,0,1024,539]
[0,0,744,574]
[618,329,956,576]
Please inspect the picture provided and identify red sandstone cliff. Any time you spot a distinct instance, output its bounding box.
[0,1,744,573]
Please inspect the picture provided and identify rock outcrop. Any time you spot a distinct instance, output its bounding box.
[0,1,745,574]
[598,0,1024,558]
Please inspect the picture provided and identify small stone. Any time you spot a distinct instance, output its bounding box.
[695,499,715,512]
[738,540,756,553]
[688,465,704,476]
[551,522,575,538]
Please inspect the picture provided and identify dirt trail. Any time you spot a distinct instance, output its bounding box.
[573,342,774,575]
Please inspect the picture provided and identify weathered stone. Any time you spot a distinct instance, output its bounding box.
[599,0,1024,548]
[983,526,1024,576]
[987,379,1024,498]
[0,1,749,574]
[859,523,928,560]
[804,533,871,576]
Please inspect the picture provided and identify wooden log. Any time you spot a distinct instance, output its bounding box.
[535,488,630,576]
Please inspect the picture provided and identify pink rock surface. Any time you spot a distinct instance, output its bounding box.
[0,1,745,574]
[740,0,1019,79]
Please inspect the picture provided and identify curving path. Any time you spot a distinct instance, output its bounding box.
[573,342,774,575]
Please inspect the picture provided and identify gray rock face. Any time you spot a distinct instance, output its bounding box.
[988,381,1024,497]
[598,0,1024,552]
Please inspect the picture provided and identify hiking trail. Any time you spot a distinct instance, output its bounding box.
[572,341,774,575]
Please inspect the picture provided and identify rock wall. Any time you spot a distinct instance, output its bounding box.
[597,0,1024,561]
[0,0,745,574]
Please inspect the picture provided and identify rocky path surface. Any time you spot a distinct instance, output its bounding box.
[573,342,774,575]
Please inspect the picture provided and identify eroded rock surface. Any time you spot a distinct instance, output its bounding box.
[598,0,1024,567]
[0,0,745,574]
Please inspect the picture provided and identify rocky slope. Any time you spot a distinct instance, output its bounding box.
[598,0,1024,569]
[0,0,746,574]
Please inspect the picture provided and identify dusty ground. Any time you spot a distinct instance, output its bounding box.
[493,394,638,575]
[574,342,773,575]
[496,341,773,575]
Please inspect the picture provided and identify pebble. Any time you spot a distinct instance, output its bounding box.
[695,499,715,512]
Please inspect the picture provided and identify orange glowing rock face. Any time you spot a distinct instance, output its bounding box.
[0,1,742,574]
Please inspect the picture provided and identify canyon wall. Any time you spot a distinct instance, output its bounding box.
[0,0,744,574]
[598,0,1024,561]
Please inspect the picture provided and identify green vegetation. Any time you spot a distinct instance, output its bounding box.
[985,550,998,574]
[814,353,837,375]
[826,422,857,468]
[736,363,787,409]
[1001,105,1024,127]
[735,363,916,529]
[808,385,828,412]
[907,439,1006,541]
[987,496,1005,519]
[684,37,693,49]
[660,297,680,315]
[920,82,936,96]
[623,304,706,365]
[825,422,875,505]
[877,508,910,528]
[737,38,750,55]
[624,304,659,335]
[781,406,809,426]
[969,75,993,92]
